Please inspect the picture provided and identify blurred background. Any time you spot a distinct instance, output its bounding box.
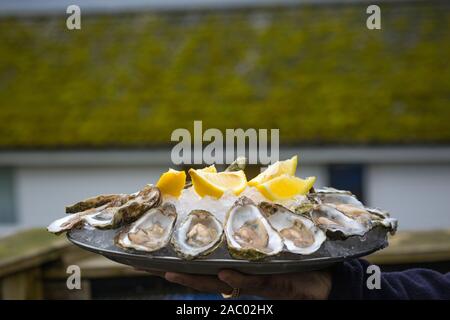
[0,0,449,299]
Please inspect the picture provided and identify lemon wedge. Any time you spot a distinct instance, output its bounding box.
[189,169,247,198]
[156,168,187,197]
[198,165,217,173]
[248,155,298,187]
[256,174,316,201]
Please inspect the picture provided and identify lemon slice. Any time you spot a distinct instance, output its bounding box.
[156,169,187,197]
[248,155,298,187]
[189,169,247,198]
[256,174,316,201]
[198,165,217,173]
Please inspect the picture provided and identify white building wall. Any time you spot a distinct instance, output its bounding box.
[366,164,450,231]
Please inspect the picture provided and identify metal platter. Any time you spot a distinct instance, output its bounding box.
[67,225,389,275]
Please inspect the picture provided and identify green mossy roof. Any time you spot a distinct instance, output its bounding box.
[0,3,449,148]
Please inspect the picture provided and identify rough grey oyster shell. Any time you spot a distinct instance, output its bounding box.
[259,202,326,255]
[224,197,283,260]
[116,203,177,252]
[171,210,223,260]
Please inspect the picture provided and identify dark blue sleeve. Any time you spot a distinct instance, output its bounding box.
[328,259,450,300]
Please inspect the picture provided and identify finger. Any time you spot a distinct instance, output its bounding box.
[133,268,166,278]
[218,270,269,293]
[165,272,232,294]
[146,270,166,277]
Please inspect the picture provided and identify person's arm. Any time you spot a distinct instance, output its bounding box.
[141,268,332,299]
[140,259,450,300]
[329,259,450,300]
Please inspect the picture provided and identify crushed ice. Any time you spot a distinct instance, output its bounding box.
[72,186,312,236]
[163,186,272,225]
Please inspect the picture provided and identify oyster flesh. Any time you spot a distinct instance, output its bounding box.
[224,197,283,260]
[116,203,177,252]
[171,210,223,259]
[259,202,326,255]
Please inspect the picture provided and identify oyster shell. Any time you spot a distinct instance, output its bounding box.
[292,199,316,215]
[329,203,373,228]
[327,203,398,235]
[171,210,223,260]
[47,215,80,234]
[116,203,177,252]
[224,197,283,260]
[47,204,110,234]
[366,207,398,234]
[65,194,125,214]
[312,188,364,208]
[259,202,326,255]
[309,204,368,238]
[84,185,161,229]
[307,188,398,236]
[224,156,247,172]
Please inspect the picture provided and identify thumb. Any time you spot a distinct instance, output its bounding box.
[218,270,269,294]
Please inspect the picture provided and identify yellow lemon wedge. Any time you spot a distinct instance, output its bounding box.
[198,165,217,173]
[189,169,247,198]
[248,155,298,187]
[156,169,187,197]
[256,174,316,201]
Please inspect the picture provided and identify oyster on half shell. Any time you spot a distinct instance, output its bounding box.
[259,202,326,255]
[171,210,223,260]
[116,203,177,252]
[328,203,374,228]
[324,203,398,235]
[309,204,368,238]
[306,188,398,236]
[224,197,283,260]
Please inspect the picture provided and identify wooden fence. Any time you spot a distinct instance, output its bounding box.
[1,228,449,299]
